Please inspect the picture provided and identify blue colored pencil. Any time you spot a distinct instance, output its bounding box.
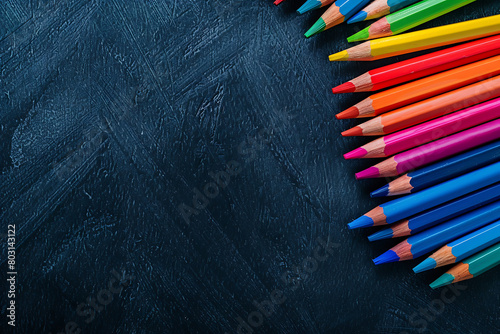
[413,219,500,272]
[305,0,372,37]
[348,0,421,23]
[297,0,335,14]
[371,140,500,197]
[368,183,500,241]
[349,161,500,229]
[373,201,500,264]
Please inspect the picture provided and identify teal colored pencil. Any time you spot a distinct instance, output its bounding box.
[297,0,335,14]
[414,219,500,273]
[430,243,500,289]
[348,0,476,42]
[348,0,420,23]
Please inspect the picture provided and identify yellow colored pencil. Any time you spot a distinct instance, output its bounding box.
[329,14,500,61]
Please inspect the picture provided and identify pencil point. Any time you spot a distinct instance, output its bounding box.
[368,229,393,242]
[356,167,380,180]
[274,0,285,5]
[305,18,326,38]
[370,184,389,198]
[332,82,356,94]
[344,147,367,159]
[329,50,349,61]
[373,250,399,265]
[348,27,370,42]
[336,106,359,119]
[297,0,321,14]
[430,273,455,289]
[348,215,374,229]
[347,11,367,24]
[413,258,437,273]
[341,126,363,137]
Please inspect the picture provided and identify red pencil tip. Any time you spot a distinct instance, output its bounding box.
[332,82,356,94]
[336,106,359,119]
[355,167,380,179]
[344,147,368,159]
[274,0,285,5]
[341,126,363,137]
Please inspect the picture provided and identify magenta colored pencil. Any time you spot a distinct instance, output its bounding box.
[356,118,500,179]
[345,97,500,159]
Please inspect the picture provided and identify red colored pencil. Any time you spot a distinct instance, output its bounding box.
[331,35,500,93]
[274,0,286,5]
[342,75,500,137]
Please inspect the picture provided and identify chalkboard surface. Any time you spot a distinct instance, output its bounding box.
[1,0,499,333]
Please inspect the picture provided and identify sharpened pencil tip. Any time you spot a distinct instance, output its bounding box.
[347,10,367,24]
[348,215,374,229]
[356,167,380,180]
[336,106,360,119]
[370,184,390,198]
[347,27,370,42]
[430,273,455,289]
[297,0,321,14]
[341,126,363,137]
[413,258,437,273]
[367,229,393,242]
[332,82,356,94]
[329,50,349,61]
[344,147,368,160]
[373,250,399,265]
[274,0,285,5]
[305,18,326,38]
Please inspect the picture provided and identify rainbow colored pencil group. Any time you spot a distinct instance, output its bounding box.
[275,1,500,288]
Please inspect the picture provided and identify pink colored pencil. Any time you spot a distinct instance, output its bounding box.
[356,118,500,179]
[345,98,500,159]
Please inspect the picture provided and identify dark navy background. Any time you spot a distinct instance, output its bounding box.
[1,0,499,333]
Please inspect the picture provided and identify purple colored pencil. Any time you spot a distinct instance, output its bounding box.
[356,118,500,179]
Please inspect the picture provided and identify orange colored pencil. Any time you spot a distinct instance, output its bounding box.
[342,75,500,137]
[336,55,500,119]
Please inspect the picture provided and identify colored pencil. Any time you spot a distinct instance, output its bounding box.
[348,0,476,42]
[414,220,500,273]
[297,0,335,14]
[305,0,371,38]
[332,35,500,93]
[337,55,500,120]
[348,161,500,229]
[344,99,500,160]
[329,14,500,61]
[430,243,500,289]
[355,119,500,179]
[371,140,500,197]
[373,201,500,265]
[368,183,500,241]
[348,0,420,23]
[341,75,500,137]
[274,0,287,5]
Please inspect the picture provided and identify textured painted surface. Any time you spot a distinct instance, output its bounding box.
[0,0,499,333]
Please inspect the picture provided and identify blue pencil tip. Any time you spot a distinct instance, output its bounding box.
[373,250,399,265]
[297,0,321,14]
[367,228,393,242]
[371,184,389,198]
[348,215,374,229]
[347,11,367,24]
[413,258,437,273]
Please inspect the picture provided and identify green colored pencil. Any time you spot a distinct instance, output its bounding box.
[348,0,476,42]
[430,243,500,289]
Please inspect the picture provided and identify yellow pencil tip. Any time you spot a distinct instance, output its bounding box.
[329,50,349,61]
